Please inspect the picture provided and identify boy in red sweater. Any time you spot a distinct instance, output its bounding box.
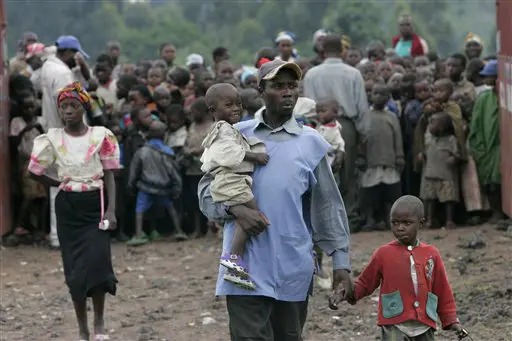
[332,195,465,341]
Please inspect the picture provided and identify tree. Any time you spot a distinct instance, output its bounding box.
[323,0,386,48]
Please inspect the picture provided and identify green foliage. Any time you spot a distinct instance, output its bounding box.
[5,0,496,64]
[323,0,385,48]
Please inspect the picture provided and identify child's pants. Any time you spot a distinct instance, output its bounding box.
[381,325,434,341]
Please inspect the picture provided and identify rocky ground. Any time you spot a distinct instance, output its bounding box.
[1,224,511,341]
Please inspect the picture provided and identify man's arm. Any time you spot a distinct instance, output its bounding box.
[352,72,369,140]
[310,157,351,271]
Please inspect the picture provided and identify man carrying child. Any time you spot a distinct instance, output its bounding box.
[198,60,352,341]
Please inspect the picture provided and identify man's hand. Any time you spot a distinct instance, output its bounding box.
[329,269,354,310]
[229,205,269,236]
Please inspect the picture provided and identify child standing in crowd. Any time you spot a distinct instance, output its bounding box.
[28,83,119,341]
[153,85,171,120]
[420,113,460,229]
[240,88,263,121]
[402,80,431,195]
[165,104,188,155]
[360,84,404,230]
[201,83,269,290]
[377,61,393,83]
[332,195,465,341]
[147,67,165,95]
[183,97,214,237]
[127,121,186,245]
[10,94,46,238]
[315,99,345,176]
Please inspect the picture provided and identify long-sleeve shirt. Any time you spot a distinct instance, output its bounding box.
[354,240,459,330]
[198,112,351,301]
[303,58,369,138]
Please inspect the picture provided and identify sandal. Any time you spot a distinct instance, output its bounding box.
[126,234,149,246]
[223,272,256,290]
[220,254,249,277]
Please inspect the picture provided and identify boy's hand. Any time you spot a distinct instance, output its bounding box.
[254,153,270,165]
[449,322,463,333]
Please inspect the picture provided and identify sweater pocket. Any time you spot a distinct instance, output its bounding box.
[381,291,404,319]
[426,292,439,322]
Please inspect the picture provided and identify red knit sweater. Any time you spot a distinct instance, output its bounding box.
[392,33,425,57]
[354,241,459,330]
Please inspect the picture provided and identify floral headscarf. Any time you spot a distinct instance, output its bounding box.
[57,82,92,112]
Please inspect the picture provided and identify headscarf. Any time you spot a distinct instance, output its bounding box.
[342,35,352,50]
[57,82,93,112]
[275,31,296,44]
[465,32,483,47]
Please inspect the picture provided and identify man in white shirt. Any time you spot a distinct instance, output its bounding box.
[41,35,90,248]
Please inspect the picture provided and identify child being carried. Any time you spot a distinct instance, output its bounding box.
[201,83,269,290]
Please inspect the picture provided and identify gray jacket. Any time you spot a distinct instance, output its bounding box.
[128,144,182,197]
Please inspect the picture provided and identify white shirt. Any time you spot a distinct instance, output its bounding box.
[96,79,118,107]
[41,55,76,130]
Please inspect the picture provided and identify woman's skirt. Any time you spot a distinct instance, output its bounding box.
[55,190,117,301]
[461,156,490,212]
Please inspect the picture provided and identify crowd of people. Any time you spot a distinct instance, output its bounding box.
[5,12,505,341]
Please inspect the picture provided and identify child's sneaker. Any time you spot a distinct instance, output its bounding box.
[223,271,256,290]
[220,254,249,277]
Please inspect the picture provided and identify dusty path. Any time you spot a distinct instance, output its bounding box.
[1,225,511,341]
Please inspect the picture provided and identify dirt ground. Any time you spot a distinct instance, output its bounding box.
[1,224,511,341]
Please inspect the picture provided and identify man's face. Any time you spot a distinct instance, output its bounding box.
[108,45,121,59]
[465,42,482,60]
[95,62,112,84]
[399,18,413,37]
[161,45,176,64]
[216,62,234,82]
[346,50,362,67]
[63,50,78,69]
[261,69,299,118]
[446,57,464,80]
[278,40,293,59]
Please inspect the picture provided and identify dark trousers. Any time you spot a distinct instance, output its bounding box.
[226,295,308,341]
[339,117,360,229]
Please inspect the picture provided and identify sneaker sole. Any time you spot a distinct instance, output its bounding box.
[223,273,256,290]
[220,259,249,277]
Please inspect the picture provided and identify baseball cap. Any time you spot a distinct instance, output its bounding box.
[55,35,89,60]
[186,53,204,66]
[480,60,497,77]
[25,43,46,59]
[257,59,302,86]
